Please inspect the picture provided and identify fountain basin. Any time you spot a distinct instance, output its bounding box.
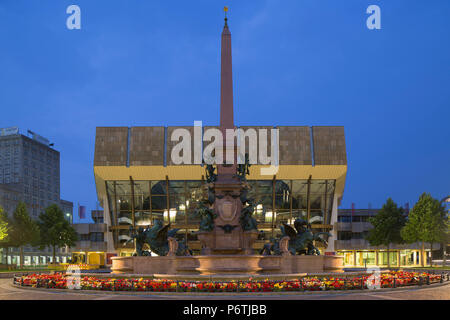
[111,254,343,276]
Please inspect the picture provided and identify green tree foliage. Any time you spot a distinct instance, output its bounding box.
[443,208,450,266]
[0,207,12,265]
[0,206,9,241]
[10,202,40,268]
[401,193,447,267]
[38,204,77,264]
[366,198,406,267]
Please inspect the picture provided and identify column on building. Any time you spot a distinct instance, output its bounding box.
[326,193,339,253]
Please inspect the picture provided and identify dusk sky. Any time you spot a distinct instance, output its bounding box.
[0,0,449,223]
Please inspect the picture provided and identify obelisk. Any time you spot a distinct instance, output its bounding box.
[197,9,258,256]
[220,11,234,130]
[217,7,237,180]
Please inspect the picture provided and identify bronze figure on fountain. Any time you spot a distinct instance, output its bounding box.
[126,220,192,256]
[260,218,330,256]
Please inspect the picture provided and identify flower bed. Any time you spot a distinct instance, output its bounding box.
[51,264,98,271]
[13,271,446,293]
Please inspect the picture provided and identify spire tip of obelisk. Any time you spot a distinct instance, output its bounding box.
[224,6,228,26]
[219,4,233,130]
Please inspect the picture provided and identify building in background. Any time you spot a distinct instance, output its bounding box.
[0,184,21,215]
[72,210,115,267]
[0,127,72,265]
[335,208,438,267]
[60,199,74,224]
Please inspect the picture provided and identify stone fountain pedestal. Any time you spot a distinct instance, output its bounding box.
[197,230,259,255]
[197,176,259,253]
[111,254,344,275]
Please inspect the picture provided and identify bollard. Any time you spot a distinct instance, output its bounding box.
[343,279,347,290]
[426,276,430,285]
[419,277,422,286]
[393,278,396,288]
[440,275,443,283]
[176,280,179,293]
[360,278,364,290]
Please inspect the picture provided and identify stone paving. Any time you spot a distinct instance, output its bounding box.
[0,278,449,300]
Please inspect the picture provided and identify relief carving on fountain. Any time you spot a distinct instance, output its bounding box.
[197,160,258,255]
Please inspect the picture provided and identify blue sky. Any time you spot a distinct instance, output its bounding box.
[0,1,449,223]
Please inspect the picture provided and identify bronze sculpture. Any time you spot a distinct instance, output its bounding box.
[262,218,330,256]
[239,198,258,231]
[126,220,191,256]
[195,200,217,232]
[236,155,258,231]
[204,162,217,183]
[235,153,251,181]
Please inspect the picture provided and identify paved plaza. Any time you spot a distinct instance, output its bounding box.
[0,278,448,300]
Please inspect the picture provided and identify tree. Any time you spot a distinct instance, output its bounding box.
[9,202,40,268]
[38,204,77,265]
[0,206,9,241]
[366,198,406,268]
[440,197,450,267]
[443,214,450,267]
[401,193,447,267]
[0,207,12,266]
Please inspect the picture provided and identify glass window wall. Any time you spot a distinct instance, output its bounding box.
[106,179,336,251]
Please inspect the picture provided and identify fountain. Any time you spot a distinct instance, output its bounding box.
[111,11,343,277]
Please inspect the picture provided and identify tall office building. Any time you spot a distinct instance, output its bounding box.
[0,127,72,265]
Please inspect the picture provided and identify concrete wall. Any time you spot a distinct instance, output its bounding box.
[312,126,347,165]
[94,127,128,166]
[278,126,312,165]
[130,127,165,166]
[94,126,347,167]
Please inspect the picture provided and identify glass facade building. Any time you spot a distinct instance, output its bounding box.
[93,125,348,258]
[104,178,336,253]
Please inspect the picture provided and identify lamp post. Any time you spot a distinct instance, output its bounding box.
[441,196,450,267]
